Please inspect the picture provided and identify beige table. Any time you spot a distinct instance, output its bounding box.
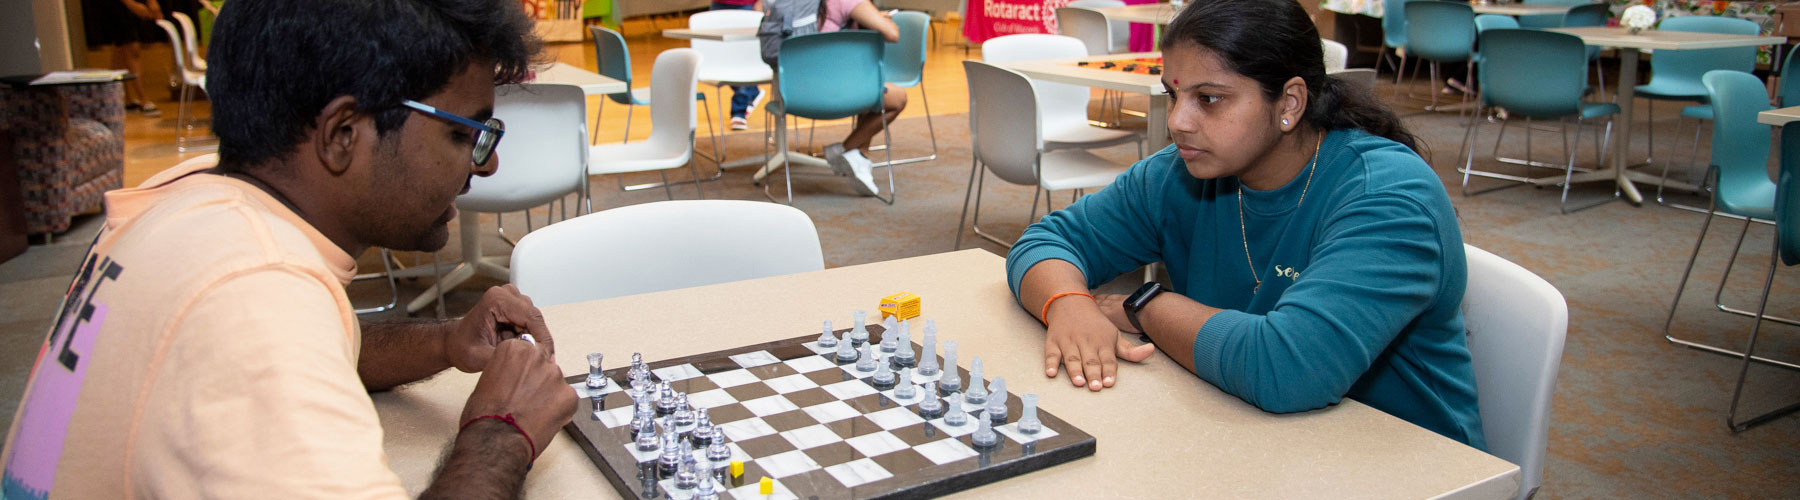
[1759,105,1800,126]
[533,62,627,96]
[997,51,1172,151]
[662,26,759,42]
[1469,2,1573,16]
[374,250,1520,499]
[1093,3,1182,25]
[1545,27,1784,205]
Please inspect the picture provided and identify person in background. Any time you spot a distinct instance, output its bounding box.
[711,0,766,131]
[818,0,908,197]
[86,0,165,116]
[1005,0,1486,448]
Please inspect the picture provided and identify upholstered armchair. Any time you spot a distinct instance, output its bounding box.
[0,81,126,238]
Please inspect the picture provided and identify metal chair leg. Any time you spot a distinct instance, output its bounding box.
[1724,235,1800,432]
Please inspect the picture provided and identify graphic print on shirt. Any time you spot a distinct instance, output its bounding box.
[2,251,124,500]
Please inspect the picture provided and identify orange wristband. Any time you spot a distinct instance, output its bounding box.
[1040,291,1094,324]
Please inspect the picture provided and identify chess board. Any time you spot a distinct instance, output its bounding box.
[1073,56,1164,75]
[563,327,1096,500]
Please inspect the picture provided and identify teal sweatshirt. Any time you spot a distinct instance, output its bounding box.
[1007,129,1486,449]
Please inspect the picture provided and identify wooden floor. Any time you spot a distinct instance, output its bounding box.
[113,15,982,188]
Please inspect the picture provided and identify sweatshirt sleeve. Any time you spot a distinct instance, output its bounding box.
[1190,194,1446,413]
[1004,152,1173,300]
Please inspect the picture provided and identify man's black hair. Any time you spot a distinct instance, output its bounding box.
[206,0,542,169]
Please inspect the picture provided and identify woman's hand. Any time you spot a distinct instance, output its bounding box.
[1043,295,1158,391]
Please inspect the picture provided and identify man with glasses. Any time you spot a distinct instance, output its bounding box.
[0,0,574,498]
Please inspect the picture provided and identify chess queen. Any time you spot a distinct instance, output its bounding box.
[1004,0,1486,449]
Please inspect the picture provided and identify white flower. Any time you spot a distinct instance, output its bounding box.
[1622,5,1657,30]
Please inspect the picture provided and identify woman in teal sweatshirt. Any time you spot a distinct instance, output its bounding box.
[1005,0,1485,448]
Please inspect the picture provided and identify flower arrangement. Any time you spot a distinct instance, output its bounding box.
[1622,5,1658,34]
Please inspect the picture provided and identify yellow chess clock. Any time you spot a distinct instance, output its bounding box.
[878,292,921,321]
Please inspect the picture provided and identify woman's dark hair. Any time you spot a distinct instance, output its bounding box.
[1159,0,1421,153]
[207,0,544,169]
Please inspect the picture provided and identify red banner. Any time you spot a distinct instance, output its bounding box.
[962,0,1074,44]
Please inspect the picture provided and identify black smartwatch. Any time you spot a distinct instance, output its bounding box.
[1123,281,1164,335]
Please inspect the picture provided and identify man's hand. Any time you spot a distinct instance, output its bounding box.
[1094,293,1139,333]
[1043,295,1157,392]
[459,339,577,459]
[447,285,553,373]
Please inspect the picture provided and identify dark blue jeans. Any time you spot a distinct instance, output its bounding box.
[711,1,762,118]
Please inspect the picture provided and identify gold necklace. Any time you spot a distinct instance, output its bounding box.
[1238,134,1323,294]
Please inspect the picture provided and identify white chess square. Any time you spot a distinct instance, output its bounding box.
[821,380,879,400]
[764,374,820,394]
[801,400,861,424]
[909,367,944,384]
[706,369,761,388]
[840,358,882,378]
[843,431,909,457]
[825,458,894,488]
[730,350,782,368]
[864,407,926,430]
[741,394,800,417]
[879,385,927,406]
[783,355,837,373]
[997,422,1061,444]
[687,442,752,465]
[914,438,979,465]
[779,424,844,450]
[571,381,622,398]
[753,449,821,478]
[658,478,726,500]
[653,364,705,382]
[719,417,777,441]
[929,416,980,437]
[621,441,662,463]
[687,389,736,410]
[594,405,635,428]
[728,478,798,500]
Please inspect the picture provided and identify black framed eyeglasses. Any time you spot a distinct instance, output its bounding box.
[400,99,506,166]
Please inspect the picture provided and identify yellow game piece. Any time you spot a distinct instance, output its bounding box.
[758,476,773,495]
[878,292,921,321]
[730,460,744,478]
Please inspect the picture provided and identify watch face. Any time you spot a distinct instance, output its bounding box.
[1126,282,1162,310]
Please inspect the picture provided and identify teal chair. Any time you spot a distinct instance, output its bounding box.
[1634,16,1760,204]
[772,31,895,204]
[1726,120,1800,432]
[589,25,722,189]
[1379,0,1411,99]
[1518,0,1589,28]
[873,11,937,167]
[1404,1,1477,112]
[1664,70,1800,370]
[1475,14,1519,33]
[1778,47,1800,107]
[1459,28,1618,214]
[1562,3,1611,99]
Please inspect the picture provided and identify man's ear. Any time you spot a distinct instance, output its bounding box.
[314,96,369,176]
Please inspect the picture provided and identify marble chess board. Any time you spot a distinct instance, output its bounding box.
[563,328,1096,500]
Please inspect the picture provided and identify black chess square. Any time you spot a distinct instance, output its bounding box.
[723,381,778,401]
[784,387,838,408]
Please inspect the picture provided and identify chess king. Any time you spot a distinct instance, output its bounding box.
[0,0,576,498]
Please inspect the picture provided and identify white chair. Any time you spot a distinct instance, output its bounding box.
[510,200,824,306]
[587,49,708,211]
[403,83,591,314]
[1321,38,1349,74]
[1461,244,1568,500]
[1056,6,1113,57]
[1066,0,1128,54]
[982,34,1143,157]
[154,19,212,152]
[689,10,773,163]
[170,12,206,71]
[1330,68,1379,95]
[955,60,1130,249]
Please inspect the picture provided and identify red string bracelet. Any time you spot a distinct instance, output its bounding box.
[461,413,537,466]
[1040,291,1094,325]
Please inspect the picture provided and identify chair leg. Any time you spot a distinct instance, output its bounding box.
[623,103,635,143]
[1664,189,1720,337]
[954,157,981,250]
[873,114,896,205]
[591,99,604,143]
[352,248,400,315]
[1561,117,1621,214]
[1708,219,1800,328]
[1724,235,1800,432]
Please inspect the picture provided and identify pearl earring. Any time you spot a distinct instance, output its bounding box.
[1282,119,1290,126]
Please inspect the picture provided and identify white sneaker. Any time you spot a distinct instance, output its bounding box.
[746,86,765,114]
[824,143,850,176]
[845,149,879,196]
[730,116,748,131]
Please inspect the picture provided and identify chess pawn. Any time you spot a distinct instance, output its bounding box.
[879,316,900,353]
[675,451,700,490]
[586,353,608,390]
[871,355,897,390]
[634,413,661,451]
[1019,394,1042,435]
[985,377,1009,424]
[694,454,721,500]
[817,320,838,349]
[850,310,871,346]
[834,329,859,364]
[705,427,732,463]
[918,320,940,377]
[690,408,715,447]
[658,431,683,475]
[938,340,962,395]
[893,325,915,369]
[964,357,988,406]
[893,368,917,400]
[673,394,696,427]
[629,352,648,378]
[917,382,945,419]
[656,383,678,416]
[970,411,1000,449]
[944,393,969,427]
[630,368,651,392]
[855,342,878,373]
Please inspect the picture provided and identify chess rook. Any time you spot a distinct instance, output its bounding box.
[1019,394,1042,434]
[850,310,870,346]
[919,320,940,377]
[586,353,608,390]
